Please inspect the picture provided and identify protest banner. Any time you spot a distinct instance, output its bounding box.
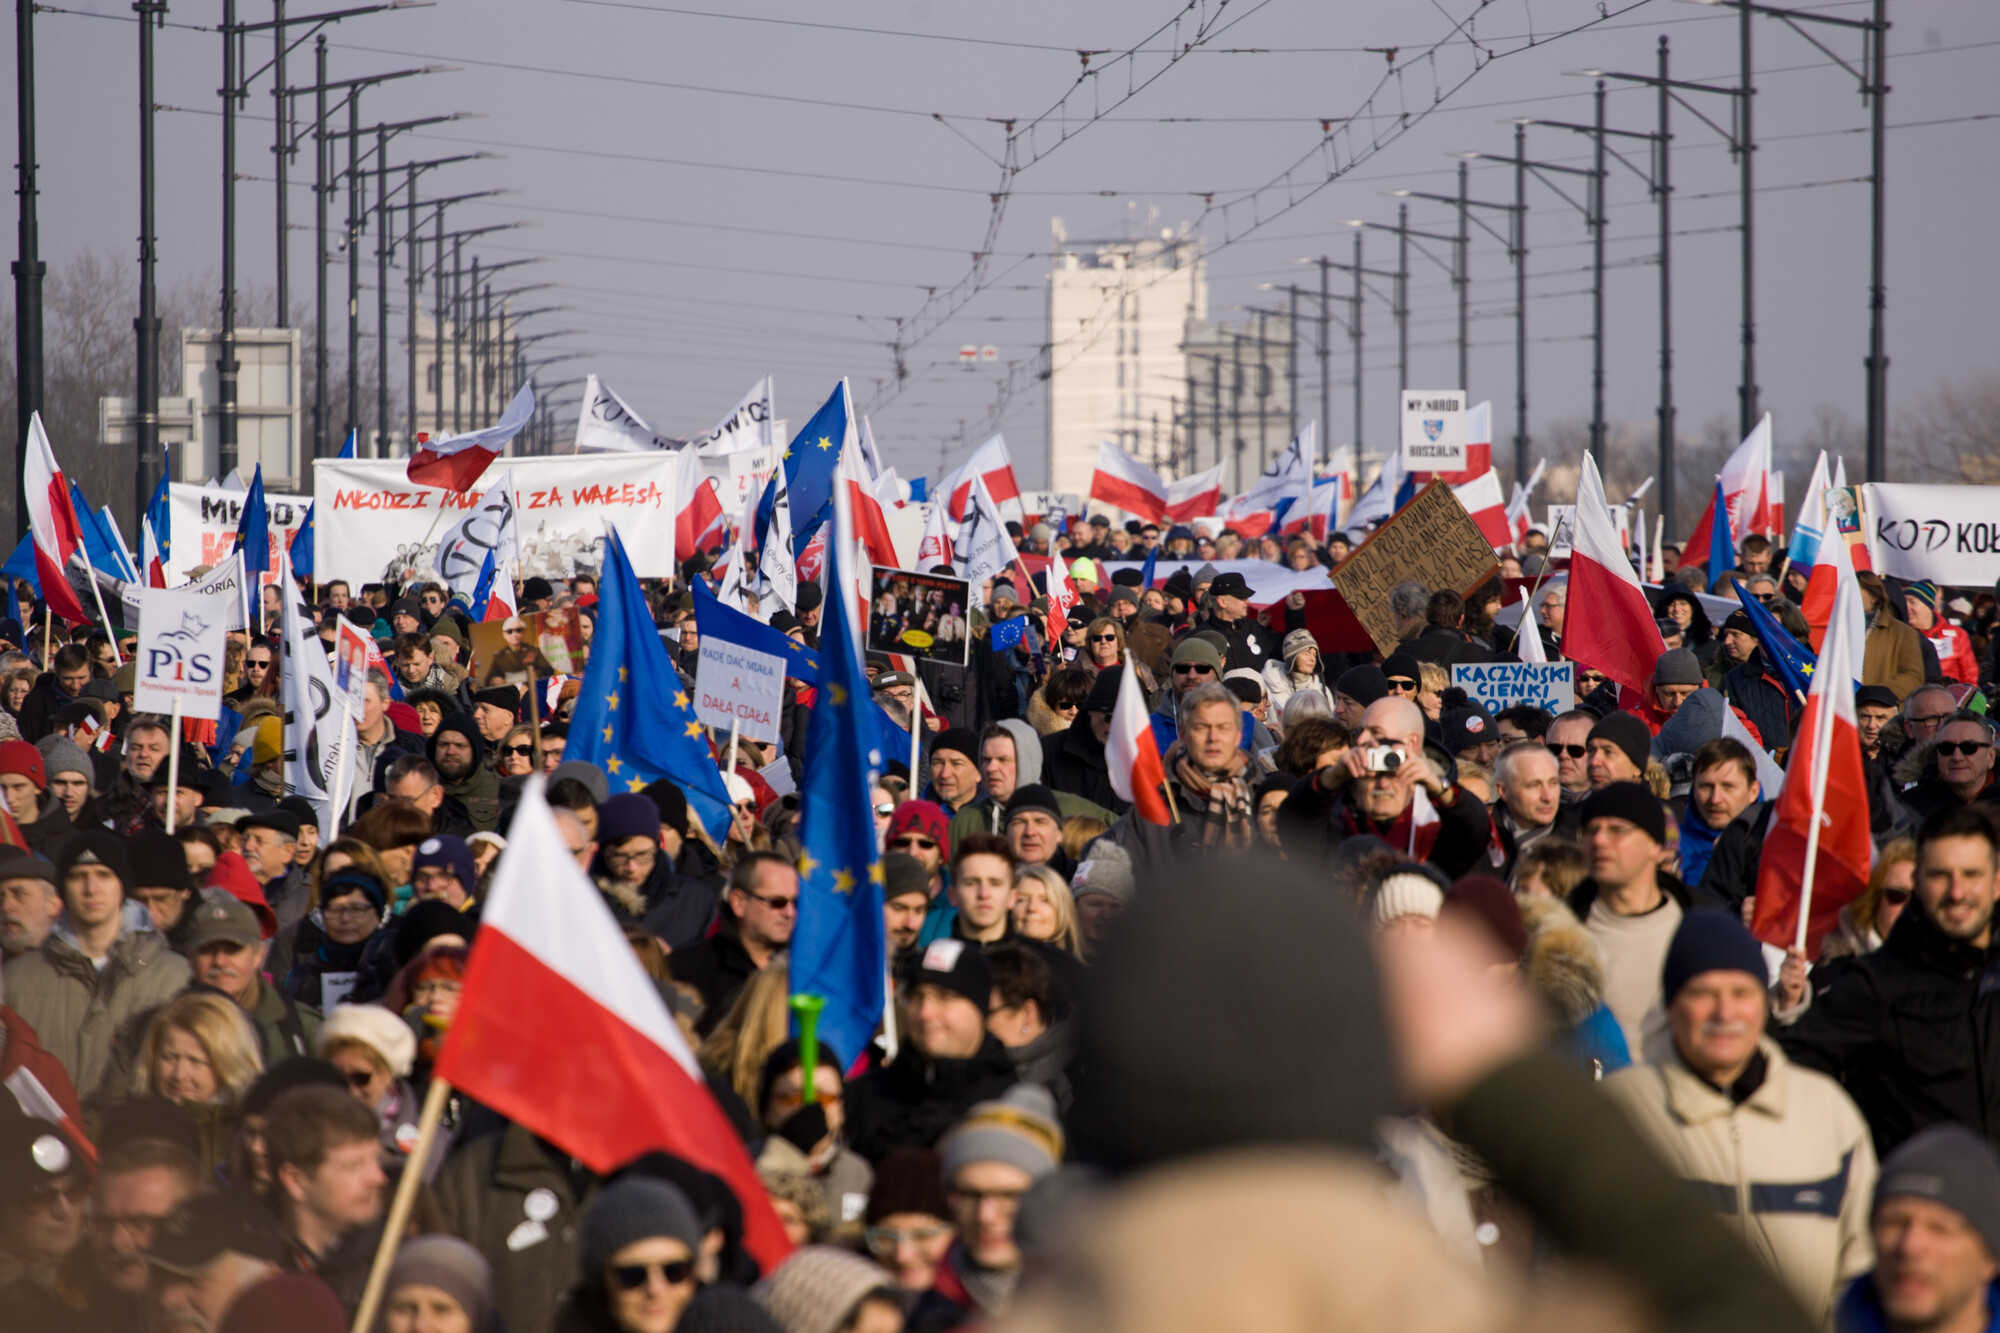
[312,455,675,589]
[695,635,786,744]
[131,586,227,721]
[333,620,374,719]
[165,482,309,585]
[867,567,971,667]
[1452,661,1575,715]
[121,553,249,631]
[1331,480,1499,657]
[1859,483,2000,585]
[469,613,560,686]
[1401,390,1467,471]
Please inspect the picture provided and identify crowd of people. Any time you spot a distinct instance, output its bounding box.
[3,508,2000,1333]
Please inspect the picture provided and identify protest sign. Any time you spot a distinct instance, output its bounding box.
[867,567,971,667]
[1858,483,2000,585]
[131,586,227,720]
[121,553,249,631]
[1401,390,1467,471]
[333,620,374,719]
[533,606,588,677]
[469,613,560,686]
[1331,480,1499,656]
[165,482,310,585]
[313,455,675,589]
[695,636,785,743]
[1452,661,1575,716]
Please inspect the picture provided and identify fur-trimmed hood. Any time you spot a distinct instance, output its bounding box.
[1519,895,1606,1031]
[1893,736,1937,789]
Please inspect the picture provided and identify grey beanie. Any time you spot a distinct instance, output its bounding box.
[1070,839,1134,905]
[550,759,611,804]
[386,1235,491,1327]
[577,1176,704,1279]
[752,1246,895,1333]
[1281,628,1318,662]
[1875,1123,2000,1261]
[1652,647,1705,688]
[938,1084,1065,1185]
[35,735,92,783]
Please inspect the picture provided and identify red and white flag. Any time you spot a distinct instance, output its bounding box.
[406,382,537,493]
[1751,573,1871,958]
[1452,470,1512,551]
[435,779,792,1270]
[1165,464,1225,523]
[1087,441,1169,522]
[1305,479,1342,544]
[1681,413,1777,563]
[1563,455,1668,696]
[140,515,168,589]
[1045,554,1080,645]
[1505,459,1546,546]
[915,500,954,569]
[1514,589,1548,665]
[836,433,897,569]
[1106,659,1170,825]
[671,450,728,561]
[1799,489,1868,656]
[23,414,90,624]
[944,436,1021,522]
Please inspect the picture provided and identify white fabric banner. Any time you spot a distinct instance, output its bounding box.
[1861,483,2000,585]
[131,586,229,720]
[432,471,520,605]
[119,553,250,631]
[165,483,309,585]
[278,567,355,841]
[954,476,1019,591]
[312,455,676,589]
[574,375,680,452]
[694,377,776,457]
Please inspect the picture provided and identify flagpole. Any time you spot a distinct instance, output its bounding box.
[163,697,182,834]
[76,548,121,665]
[907,677,923,788]
[526,664,544,771]
[726,716,740,779]
[1794,804,1824,956]
[349,1075,453,1333]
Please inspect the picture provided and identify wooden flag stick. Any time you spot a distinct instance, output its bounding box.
[349,1075,453,1333]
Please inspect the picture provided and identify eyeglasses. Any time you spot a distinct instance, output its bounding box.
[322,902,379,920]
[1549,743,1589,759]
[1088,633,1119,643]
[1910,713,1954,730]
[1384,678,1418,693]
[1937,741,1990,757]
[1171,663,1213,676]
[890,835,938,852]
[410,979,462,1003]
[503,744,536,757]
[743,891,798,913]
[1881,888,1912,906]
[603,846,658,868]
[610,1260,695,1291]
[865,1224,952,1256]
[947,1185,1029,1210]
[23,1179,88,1211]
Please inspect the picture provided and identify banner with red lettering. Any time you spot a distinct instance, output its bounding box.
[165,483,310,586]
[311,456,676,589]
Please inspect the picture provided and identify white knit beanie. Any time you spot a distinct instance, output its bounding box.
[317,1003,418,1078]
[1371,870,1446,930]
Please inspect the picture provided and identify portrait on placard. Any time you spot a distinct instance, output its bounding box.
[470,615,557,685]
[867,566,971,667]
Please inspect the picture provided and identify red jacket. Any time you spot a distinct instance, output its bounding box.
[1926,622,1979,686]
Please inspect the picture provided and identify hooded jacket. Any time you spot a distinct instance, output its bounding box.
[3,918,191,1101]
[1519,896,1630,1076]
[946,718,1110,847]
[1041,713,1121,814]
[429,715,501,832]
[1719,652,1795,758]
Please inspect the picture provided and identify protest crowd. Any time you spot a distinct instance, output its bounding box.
[6,395,2000,1333]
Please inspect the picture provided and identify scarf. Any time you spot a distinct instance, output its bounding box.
[1342,785,1443,858]
[1167,741,1255,851]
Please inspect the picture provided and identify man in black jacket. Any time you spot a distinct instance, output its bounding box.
[669,850,792,1032]
[1781,805,2000,1157]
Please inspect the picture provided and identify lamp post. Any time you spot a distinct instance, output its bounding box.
[1340,209,1459,436]
[134,0,165,513]
[11,0,42,542]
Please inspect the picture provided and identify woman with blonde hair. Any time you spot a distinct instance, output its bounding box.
[135,991,264,1176]
[1820,837,1917,962]
[1012,864,1087,960]
[494,724,539,779]
[695,961,793,1110]
[1080,616,1158,697]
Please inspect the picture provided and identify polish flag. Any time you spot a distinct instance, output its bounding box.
[1514,588,1548,664]
[1563,455,1668,697]
[140,516,168,589]
[406,382,537,492]
[482,554,518,623]
[1106,658,1170,825]
[1433,400,1494,486]
[435,779,792,1270]
[1045,554,1080,645]
[1305,479,1342,544]
[836,434,897,569]
[1164,464,1225,523]
[944,436,1022,521]
[1452,470,1513,551]
[1681,413,1777,563]
[1088,441,1169,522]
[1751,573,1872,958]
[23,414,91,624]
[915,501,955,569]
[671,450,728,560]
[1798,484,1867,657]
[1506,459,1546,546]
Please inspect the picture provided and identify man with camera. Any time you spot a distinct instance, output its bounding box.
[1276,695,1492,879]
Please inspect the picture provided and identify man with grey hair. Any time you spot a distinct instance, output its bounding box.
[1898,683,1959,756]
[354,670,421,811]
[1388,580,1431,644]
[1276,694,1492,878]
[1493,740,1562,880]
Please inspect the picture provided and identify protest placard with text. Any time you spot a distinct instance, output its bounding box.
[1331,480,1499,656]
[1451,661,1575,716]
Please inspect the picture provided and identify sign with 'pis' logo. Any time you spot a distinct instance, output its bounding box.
[132,586,229,721]
[1400,389,1467,470]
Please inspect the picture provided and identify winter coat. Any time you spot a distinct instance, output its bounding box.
[1040,715,1121,814]
[15,678,78,743]
[1191,610,1284,676]
[435,1123,597,1333]
[1604,1040,1877,1327]
[1923,621,1979,686]
[1816,902,1884,965]
[1275,775,1494,882]
[1405,624,1494,668]
[755,1133,875,1236]
[1518,896,1630,1077]
[15,803,73,858]
[1780,903,2000,1157]
[843,1035,1018,1164]
[1261,653,1334,714]
[592,850,717,954]
[1005,1014,1079,1113]
[669,930,762,1034]
[1862,613,1926,701]
[3,923,191,1101]
[1695,803,1772,912]
[1719,653,1796,757]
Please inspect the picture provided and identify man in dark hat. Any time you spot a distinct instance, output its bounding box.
[181,894,322,1065]
[0,1114,89,1299]
[1716,609,1798,750]
[470,686,522,745]
[1840,1124,2000,1333]
[795,581,824,648]
[429,714,500,832]
[238,809,309,933]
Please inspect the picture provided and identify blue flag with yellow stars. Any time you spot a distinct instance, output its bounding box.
[289,502,316,580]
[470,548,497,621]
[791,501,886,1070]
[1730,579,1815,701]
[693,580,821,683]
[757,381,849,557]
[989,614,1030,654]
[568,528,735,840]
[234,464,270,575]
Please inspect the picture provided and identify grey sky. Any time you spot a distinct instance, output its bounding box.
[7,0,1996,494]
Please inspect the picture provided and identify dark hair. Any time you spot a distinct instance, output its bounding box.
[1691,737,1757,786]
[1276,717,1350,776]
[1494,705,1553,741]
[986,940,1058,1017]
[52,643,89,673]
[393,632,433,661]
[382,754,440,789]
[1740,534,1772,557]
[348,798,432,851]
[1918,804,2000,860]
[1425,590,1465,630]
[1042,667,1093,713]
[263,1085,381,1179]
[951,831,1016,875]
[727,850,795,898]
[175,825,223,860]
[755,1037,845,1119]
[546,777,597,813]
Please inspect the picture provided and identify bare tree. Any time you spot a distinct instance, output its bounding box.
[1893,370,2000,483]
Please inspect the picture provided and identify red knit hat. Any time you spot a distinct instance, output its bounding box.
[887,799,948,846]
[204,850,278,939]
[0,740,46,791]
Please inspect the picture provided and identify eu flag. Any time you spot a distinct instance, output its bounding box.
[1139,544,1158,591]
[989,614,1030,654]
[235,465,270,575]
[67,484,134,580]
[764,381,849,555]
[1707,478,1735,592]
[569,528,735,839]
[1731,579,1815,701]
[791,492,885,1072]
[338,428,357,460]
[144,473,171,566]
[470,548,497,621]
[290,503,316,580]
[693,580,822,683]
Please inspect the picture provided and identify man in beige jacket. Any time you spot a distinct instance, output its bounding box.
[1606,910,1876,1327]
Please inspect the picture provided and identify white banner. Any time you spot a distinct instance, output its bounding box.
[165,483,309,585]
[574,374,680,453]
[122,553,250,631]
[279,566,355,840]
[694,376,775,457]
[693,638,785,744]
[131,587,228,720]
[312,455,676,589]
[1861,483,2000,586]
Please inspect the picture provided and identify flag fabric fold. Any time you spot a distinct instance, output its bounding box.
[406,382,536,491]
[1730,580,1815,701]
[1164,464,1225,523]
[955,476,1020,592]
[1682,413,1776,563]
[1087,441,1169,522]
[1106,659,1170,824]
[23,413,90,624]
[943,435,1021,522]
[1452,470,1512,551]
[1563,455,1668,697]
[233,465,271,576]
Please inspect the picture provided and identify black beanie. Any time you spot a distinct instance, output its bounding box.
[1589,710,1653,775]
[865,1147,950,1225]
[1071,853,1395,1171]
[1578,781,1668,845]
[127,831,192,893]
[395,900,474,964]
[641,779,689,837]
[1334,665,1388,708]
[53,831,132,900]
[1662,910,1767,1003]
[931,727,979,764]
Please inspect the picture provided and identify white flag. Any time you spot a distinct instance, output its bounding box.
[694,377,775,457]
[432,471,519,604]
[758,473,797,613]
[955,475,1020,591]
[279,566,355,840]
[574,375,678,453]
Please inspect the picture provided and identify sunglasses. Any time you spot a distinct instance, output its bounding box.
[1881,887,1913,907]
[744,891,798,912]
[610,1260,695,1291]
[1384,678,1418,692]
[343,1068,374,1091]
[1172,663,1213,676]
[1088,633,1119,643]
[1937,741,1990,757]
[503,744,535,757]
[1549,743,1589,759]
[1910,713,1954,729]
[890,835,938,851]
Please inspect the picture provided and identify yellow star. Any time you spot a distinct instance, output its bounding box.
[618,666,629,683]
[606,691,619,711]
[816,434,833,451]
[783,446,794,461]
[786,641,802,653]
[797,852,820,878]
[869,862,886,885]
[684,720,704,738]
[830,683,847,705]
[627,775,646,792]
[674,691,690,709]
[832,868,855,895]
[606,755,623,774]
[602,724,615,742]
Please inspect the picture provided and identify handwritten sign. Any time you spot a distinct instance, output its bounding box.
[1451,661,1574,716]
[694,638,786,743]
[1330,480,1499,656]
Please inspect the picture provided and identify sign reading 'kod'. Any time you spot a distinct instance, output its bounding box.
[132,586,228,720]
[312,454,675,589]
[694,639,786,743]
[1451,661,1574,716]
[1862,483,2000,586]
[1401,389,1467,470]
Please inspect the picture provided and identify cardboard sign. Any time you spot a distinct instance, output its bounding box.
[694,637,785,743]
[1330,480,1500,657]
[1451,661,1575,716]
[1400,389,1467,470]
[131,586,228,720]
[867,567,972,667]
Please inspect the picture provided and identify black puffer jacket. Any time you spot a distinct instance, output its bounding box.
[1780,904,2000,1157]
[1041,714,1120,813]
[843,1036,1018,1164]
